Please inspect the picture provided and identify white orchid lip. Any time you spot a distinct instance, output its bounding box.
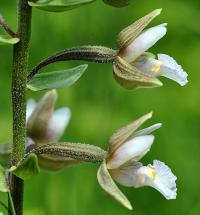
[110,160,177,200]
[107,135,154,170]
[122,23,167,62]
[133,53,188,86]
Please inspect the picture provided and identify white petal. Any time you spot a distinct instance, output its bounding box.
[149,160,177,200]
[123,24,167,62]
[107,135,154,169]
[158,54,188,86]
[47,107,71,142]
[110,161,143,187]
[134,123,162,137]
[26,99,36,121]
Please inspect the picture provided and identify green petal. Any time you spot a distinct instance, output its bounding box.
[28,0,96,12]
[97,160,132,210]
[113,56,163,90]
[108,112,153,154]
[117,9,162,49]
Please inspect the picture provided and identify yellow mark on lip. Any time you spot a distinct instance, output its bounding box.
[151,64,161,74]
[151,170,157,181]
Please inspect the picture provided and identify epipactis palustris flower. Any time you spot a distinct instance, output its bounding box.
[97,112,177,210]
[26,90,81,171]
[26,90,71,144]
[113,9,188,89]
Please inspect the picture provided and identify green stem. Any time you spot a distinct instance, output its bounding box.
[9,0,32,214]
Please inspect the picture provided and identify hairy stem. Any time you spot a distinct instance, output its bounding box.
[27,46,117,81]
[9,0,32,215]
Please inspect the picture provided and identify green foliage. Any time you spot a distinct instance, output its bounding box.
[28,0,96,12]
[0,35,19,45]
[27,64,88,91]
[103,0,131,7]
[11,154,40,180]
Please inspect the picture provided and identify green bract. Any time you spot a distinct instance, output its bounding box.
[27,64,88,91]
[0,35,19,45]
[10,153,40,180]
[28,0,96,12]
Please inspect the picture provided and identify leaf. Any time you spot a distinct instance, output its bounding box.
[97,160,132,210]
[10,153,40,180]
[28,0,96,12]
[0,165,9,192]
[0,35,19,45]
[103,0,131,7]
[27,64,88,91]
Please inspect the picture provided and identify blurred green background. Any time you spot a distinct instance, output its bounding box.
[0,0,200,214]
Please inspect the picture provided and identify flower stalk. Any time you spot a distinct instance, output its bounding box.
[0,14,18,38]
[9,0,32,214]
[27,46,117,81]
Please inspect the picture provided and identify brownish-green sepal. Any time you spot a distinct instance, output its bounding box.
[103,0,131,7]
[10,153,40,180]
[34,142,107,164]
[0,35,19,45]
[117,9,162,49]
[113,56,163,90]
[0,165,9,192]
[27,90,57,143]
[97,160,132,210]
[38,154,81,171]
[0,144,11,166]
[28,0,96,12]
[108,112,152,154]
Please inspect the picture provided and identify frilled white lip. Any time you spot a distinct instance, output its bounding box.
[107,135,154,169]
[122,23,167,62]
[110,160,177,200]
[133,53,188,86]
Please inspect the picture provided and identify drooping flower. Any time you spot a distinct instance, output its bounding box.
[113,9,188,89]
[26,90,80,171]
[97,112,177,210]
[26,90,71,144]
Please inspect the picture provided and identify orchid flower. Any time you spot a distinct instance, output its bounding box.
[97,112,177,210]
[113,9,188,89]
[25,90,82,171]
[26,90,71,144]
